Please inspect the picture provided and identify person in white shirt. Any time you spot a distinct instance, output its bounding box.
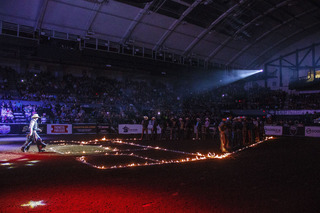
[21,114,46,152]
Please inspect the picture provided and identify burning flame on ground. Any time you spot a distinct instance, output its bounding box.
[75,136,274,170]
[21,200,46,208]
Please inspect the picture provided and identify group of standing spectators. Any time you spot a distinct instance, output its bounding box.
[138,114,265,152]
[218,116,265,152]
[140,116,216,141]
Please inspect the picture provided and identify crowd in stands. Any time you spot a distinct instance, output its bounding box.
[0,66,11,99]
[1,69,320,130]
[1,102,14,123]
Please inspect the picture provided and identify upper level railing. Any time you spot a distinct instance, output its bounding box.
[0,20,230,70]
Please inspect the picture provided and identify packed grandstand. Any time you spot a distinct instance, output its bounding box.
[1,65,320,130]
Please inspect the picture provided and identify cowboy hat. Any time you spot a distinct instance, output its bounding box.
[31,114,40,119]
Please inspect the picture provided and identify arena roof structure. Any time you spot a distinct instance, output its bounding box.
[0,0,320,70]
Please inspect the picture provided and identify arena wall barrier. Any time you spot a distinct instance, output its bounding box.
[305,126,320,137]
[0,123,116,135]
[97,124,115,134]
[118,124,142,134]
[282,125,305,136]
[0,123,46,135]
[47,124,72,134]
[1,123,320,137]
[270,110,320,115]
[72,124,97,134]
[264,125,283,136]
[71,124,116,134]
[118,124,161,134]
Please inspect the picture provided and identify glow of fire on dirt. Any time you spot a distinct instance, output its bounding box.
[1,162,12,166]
[21,200,46,208]
[18,158,29,161]
[75,136,273,170]
[0,159,40,169]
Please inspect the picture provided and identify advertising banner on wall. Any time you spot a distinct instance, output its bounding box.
[97,124,116,134]
[272,110,320,115]
[0,124,11,134]
[264,125,283,136]
[0,123,46,135]
[282,125,305,136]
[118,124,162,134]
[305,126,320,137]
[118,124,142,134]
[47,124,72,134]
[72,124,97,134]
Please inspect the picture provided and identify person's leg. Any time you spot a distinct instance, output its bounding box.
[35,133,46,152]
[153,129,157,140]
[21,135,33,152]
[140,129,145,140]
[220,133,227,152]
[145,129,149,140]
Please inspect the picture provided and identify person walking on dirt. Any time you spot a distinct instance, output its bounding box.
[21,114,46,152]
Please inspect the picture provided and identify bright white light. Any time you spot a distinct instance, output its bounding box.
[21,200,46,208]
[237,69,263,78]
[1,163,12,166]
[28,160,40,163]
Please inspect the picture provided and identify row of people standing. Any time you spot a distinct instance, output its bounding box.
[140,116,215,141]
[140,115,265,152]
[219,116,265,152]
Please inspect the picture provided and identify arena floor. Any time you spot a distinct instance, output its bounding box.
[0,135,319,212]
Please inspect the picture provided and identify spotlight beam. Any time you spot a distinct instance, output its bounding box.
[220,69,263,85]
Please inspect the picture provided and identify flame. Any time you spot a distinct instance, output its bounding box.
[60,136,272,170]
[1,163,13,166]
[21,200,46,208]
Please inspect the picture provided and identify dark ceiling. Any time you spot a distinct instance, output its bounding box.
[0,0,320,69]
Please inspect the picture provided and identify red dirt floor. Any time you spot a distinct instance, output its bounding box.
[0,135,319,213]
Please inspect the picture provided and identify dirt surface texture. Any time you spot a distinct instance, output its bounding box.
[0,135,319,213]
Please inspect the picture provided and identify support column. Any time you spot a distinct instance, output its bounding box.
[264,64,268,88]
[312,43,316,68]
[295,51,299,79]
[279,57,283,87]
